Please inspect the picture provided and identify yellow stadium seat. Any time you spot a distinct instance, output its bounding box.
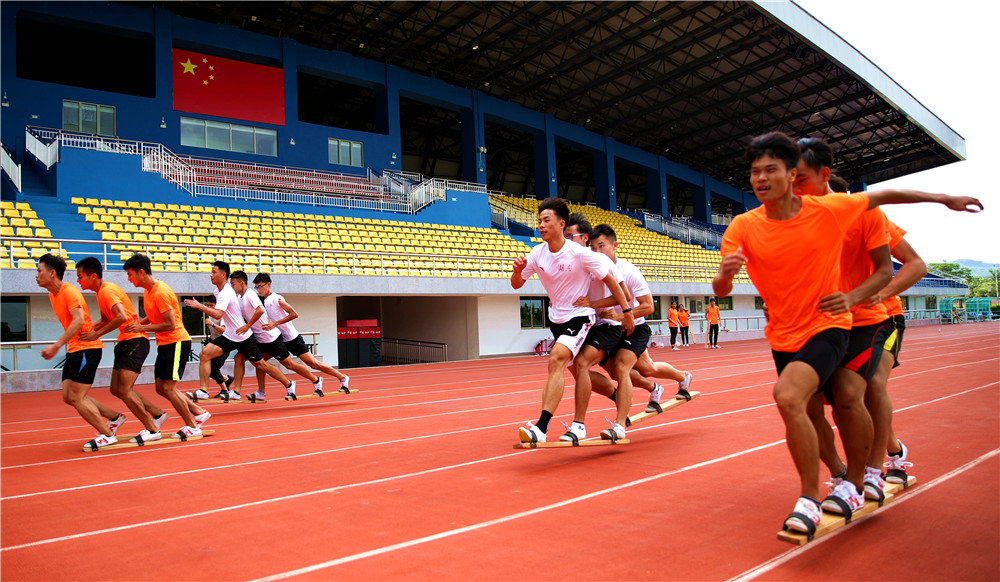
[35,228,52,238]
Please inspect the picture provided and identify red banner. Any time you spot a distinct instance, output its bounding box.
[172,48,285,126]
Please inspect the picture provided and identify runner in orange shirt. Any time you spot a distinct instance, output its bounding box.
[705,298,721,349]
[678,305,691,346]
[123,254,210,439]
[714,131,981,537]
[666,301,680,350]
[36,254,125,450]
[76,257,171,443]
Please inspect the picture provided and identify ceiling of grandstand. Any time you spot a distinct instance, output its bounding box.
[132,0,962,192]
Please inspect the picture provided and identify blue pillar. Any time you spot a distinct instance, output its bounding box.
[461,93,486,184]
[533,130,557,199]
[382,68,402,169]
[650,160,669,216]
[693,176,711,222]
[594,141,616,210]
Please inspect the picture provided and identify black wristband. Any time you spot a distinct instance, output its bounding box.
[622,308,633,313]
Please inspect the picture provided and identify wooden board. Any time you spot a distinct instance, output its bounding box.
[776,475,917,545]
[513,438,631,449]
[627,390,700,426]
[82,430,216,453]
[242,388,358,403]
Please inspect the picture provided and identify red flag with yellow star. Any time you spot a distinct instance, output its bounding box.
[172,48,285,126]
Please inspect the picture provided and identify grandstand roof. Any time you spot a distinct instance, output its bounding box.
[136,0,965,190]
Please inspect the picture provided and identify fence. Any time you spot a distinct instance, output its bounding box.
[380,337,448,365]
[1,142,20,192]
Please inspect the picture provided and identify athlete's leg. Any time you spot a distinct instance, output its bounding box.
[110,369,159,432]
[830,368,874,492]
[252,358,292,388]
[865,354,896,469]
[156,378,198,427]
[611,350,637,426]
[276,355,319,384]
[298,351,347,382]
[571,345,604,424]
[63,379,116,435]
[199,343,224,391]
[773,362,823,500]
[232,353,247,392]
[808,393,846,478]
[633,350,686,383]
[542,343,573,414]
[589,370,616,399]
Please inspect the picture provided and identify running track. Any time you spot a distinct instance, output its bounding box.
[2,322,997,581]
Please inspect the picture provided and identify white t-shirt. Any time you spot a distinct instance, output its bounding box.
[239,288,281,343]
[520,240,611,324]
[214,283,252,342]
[587,256,624,326]
[614,258,652,326]
[262,292,300,342]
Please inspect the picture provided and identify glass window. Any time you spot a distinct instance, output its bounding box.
[520,297,548,329]
[351,142,363,167]
[651,296,662,321]
[231,125,254,154]
[328,140,339,164]
[206,121,230,151]
[754,296,765,310]
[328,138,364,167]
[98,105,116,136]
[339,141,351,166]
[62,101,80,132]
[80,103,98,134]
[717,296,734,310]
[180,117,206,148]
[0,297,29,341]
[254,128,277,156]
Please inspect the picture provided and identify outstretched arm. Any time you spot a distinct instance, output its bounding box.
[866,189,982,212]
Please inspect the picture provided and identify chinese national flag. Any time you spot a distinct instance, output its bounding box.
[172,48,285,126]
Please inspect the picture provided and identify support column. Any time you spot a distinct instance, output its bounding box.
[461,93,486,184]
[533,131,557,199]
[693,176,711,222]
[648,165,667,216]
[594,141,616,211]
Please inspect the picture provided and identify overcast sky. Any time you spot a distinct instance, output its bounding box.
[789,0,997,265]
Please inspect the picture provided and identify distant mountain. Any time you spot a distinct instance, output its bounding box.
[944,259,998,277]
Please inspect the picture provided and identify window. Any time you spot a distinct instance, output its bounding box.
[62,100,115,136]
[0,297,29,341]
[520,297,549,329]
[925,295,937,310]
[900,296,909,311]
[716,296,734,310]
[651,297,662,321]
[328,138,364,167]
[180,117,277,156]
[754,296,766,310]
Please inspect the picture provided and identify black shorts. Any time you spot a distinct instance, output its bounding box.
[211,335,263,363]
[259,336,291,362]
[885,314,906,368]
[113,337,149,374]
[154,341,191,381]
[583,323,624,365]
[840,318,895,381]
[284,334,310,357]
[614,322,651,358]
[63,348,102,384]
[772,328,849,401]
[548,315,595,360]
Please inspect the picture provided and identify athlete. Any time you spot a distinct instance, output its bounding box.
[123,253,210,439]
[667,301,680,350]
[76,257,170,442]
[252,273,351,395]
[678,305,691,346]
[510,197,634,444]
[706,298,721,349]
[36,254,124,450]
[187,296,234,400]
[714,131,981,536]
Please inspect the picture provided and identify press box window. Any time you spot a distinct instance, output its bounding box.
[62,100,115,136]
[328,138,364,168]
[180,116,277,156]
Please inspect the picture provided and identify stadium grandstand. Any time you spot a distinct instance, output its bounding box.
[0,0,974,383]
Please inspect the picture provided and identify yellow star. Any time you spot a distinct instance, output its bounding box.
[180,58,197,75]
[202,58,208,63]
[203,80,209,85]
[209,65,215,71]
[209,75,215,80]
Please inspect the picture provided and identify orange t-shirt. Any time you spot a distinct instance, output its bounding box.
[678,311,690,326]
[143,280,191,346]
[97,282,143,343]
[49,283,104,353]
[720,193,869,352]
[840,206,890,327]
[884,220,907,317]
[706,305,720,324]
[667,308,679,327]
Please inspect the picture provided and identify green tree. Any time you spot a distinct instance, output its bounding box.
[929,262,973,280]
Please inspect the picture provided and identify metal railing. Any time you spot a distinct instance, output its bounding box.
[1,142,20,192]
[380,337,448,365]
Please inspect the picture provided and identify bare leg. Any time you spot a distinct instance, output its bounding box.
[298,352,347,382]
[808,393,846,478]
[865,355,896,469]
[773,362,823,500]
[831,368,874,493]
[571,345,604,424]
[541,344,573,414]
[63,380,117,436]
[156,378,197,427]
[109,369,159,432]
[276,356,319,384]
[611,351,637,426]
[633,350,686,383]
[252,359,291,388]
[198,344,224,391]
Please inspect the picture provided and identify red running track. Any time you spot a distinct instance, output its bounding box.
[1,322,997,581]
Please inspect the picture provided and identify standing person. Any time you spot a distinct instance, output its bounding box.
[36,254,125,450]
[76,257,170,442]
[666,301,680,350]
[187,297,234,401]
[678,305,691,346]
[122,253,210,439]
[253,273,351,395]
[510,197,634,444]
[713,131,981,536]
[183,261,290,401]
[706,298,721,349]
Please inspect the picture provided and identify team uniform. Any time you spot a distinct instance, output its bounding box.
[883,220,908,367]
[678,309,690,345]
[706,304,721,347]
[239,289,291,362]
[721,193,871,388]
[143,280,192,381]
[49,283,105,384]
[581,253,624,365]
[262,292,311,357]
[667,307,680,348]
[210,283,263,362]
[519,240,611,359]
[611,258,653,358]
[96,282,148,374]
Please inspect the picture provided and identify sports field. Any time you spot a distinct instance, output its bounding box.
[2,322,997,581]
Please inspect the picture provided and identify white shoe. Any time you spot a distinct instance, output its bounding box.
[864,466,885,501]
[884,440,913,484]
[600,420,626,441]
[189,389,210,399]
[152,412,169,431]
[341,375,350,390]
[172,426,203,439]
[518,422,546,443]
[822,480,865,515]
[671,347,680,351]
[307,378,318,396]
[676,372,693,400]
[107,414,127,436]
[784,496,822,534]
[559,421,586,443]
[250,390,267,402]
[83,434,118,451]
[227,390,242,401]
[645,383,664,412]
[130,429,161,443]
[194,411,211,427]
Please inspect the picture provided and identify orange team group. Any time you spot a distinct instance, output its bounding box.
[36,252,352,451]
[510,131,981,534]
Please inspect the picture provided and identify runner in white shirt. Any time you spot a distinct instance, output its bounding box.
[253,273,352,395]
[510,197,634,444]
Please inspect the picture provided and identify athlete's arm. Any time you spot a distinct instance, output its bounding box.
[134,309,177,334]
[80,303,127,341]
[600,273,635,335]
[184,298,226,320]
[713,247,746,298]
[510,255,527,289]
[40,307,87,360]
[263,298,298,331]
[866,189,983,212]
[865,238,927,307]
[819,244,892,314]
[238,306,266,335]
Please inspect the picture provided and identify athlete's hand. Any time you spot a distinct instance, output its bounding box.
[942,195,983,213]
[863,291,885,308]
[40,344,59,360]
[818,291,853,314]
[261,321,277,331]
[511,255,527,273]
[622,310,635,335]
[78,331,99,342]
[573,295,591,308]
[183,298,202,309]
[236,324,251,336]
[597,308,618,321]
[718,247,747,280]
[124,322,143,333]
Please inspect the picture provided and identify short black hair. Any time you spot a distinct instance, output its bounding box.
[212,260,230,278]
[746,132,800,171]
[828,173,850,193]
[567,212,592,240]
[591,223,617,243]
[38,253,66,279]
[76,256,103,278]
[253,273,272,285]
[797,137,835,172]
[230,270,248,284]
[123,253,152,275]
[538,196,570,227]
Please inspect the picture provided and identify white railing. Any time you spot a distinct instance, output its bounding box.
[380,337,448,365]
[25,127,59,168]
[1,143,20,192]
